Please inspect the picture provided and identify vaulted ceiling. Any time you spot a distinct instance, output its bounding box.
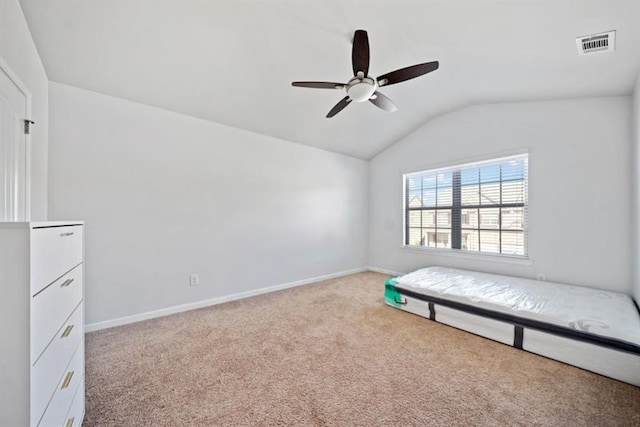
[20,1,640,159]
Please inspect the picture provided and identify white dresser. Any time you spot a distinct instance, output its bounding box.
[0,222,85,427]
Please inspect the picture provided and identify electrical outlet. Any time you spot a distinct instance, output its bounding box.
[190,274,200,286]
[536,273,546,281]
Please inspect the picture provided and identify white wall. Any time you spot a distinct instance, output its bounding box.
[633,74,640,303]
[0,1,48,220]
[369,97,633,294]
[48,82,368,325]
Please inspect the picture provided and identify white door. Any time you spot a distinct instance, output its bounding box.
[0,60,30,221]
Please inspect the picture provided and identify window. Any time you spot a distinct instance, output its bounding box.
[404,154,528,257]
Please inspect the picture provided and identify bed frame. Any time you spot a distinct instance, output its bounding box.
[384,272,640,387]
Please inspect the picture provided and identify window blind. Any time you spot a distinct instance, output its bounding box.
[404,154,528,257]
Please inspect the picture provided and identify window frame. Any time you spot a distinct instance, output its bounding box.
[402,153,529,259]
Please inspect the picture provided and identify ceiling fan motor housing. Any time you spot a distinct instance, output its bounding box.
[347,76,377,102]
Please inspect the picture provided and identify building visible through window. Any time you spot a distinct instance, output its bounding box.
[404,154,528,257]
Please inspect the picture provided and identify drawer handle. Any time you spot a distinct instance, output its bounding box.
[65,417,75,427]
[60,232,75,237]
[61,324,74,338]
[60,278,74,288]
[61,371,74,389]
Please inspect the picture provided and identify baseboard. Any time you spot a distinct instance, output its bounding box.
[86,267,367,332]
[367,266,405,276]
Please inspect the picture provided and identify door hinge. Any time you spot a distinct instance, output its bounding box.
[24,119,35,135]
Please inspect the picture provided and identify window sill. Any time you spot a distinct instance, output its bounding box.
[401,245,533,265]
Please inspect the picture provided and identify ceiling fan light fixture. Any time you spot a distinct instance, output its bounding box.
[347,77,377,102]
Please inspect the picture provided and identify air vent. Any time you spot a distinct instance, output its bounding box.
[576,31,615,55]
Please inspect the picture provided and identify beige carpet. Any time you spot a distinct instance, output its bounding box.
[84,272,640,426]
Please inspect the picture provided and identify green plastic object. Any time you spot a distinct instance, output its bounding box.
[384,277,403,308]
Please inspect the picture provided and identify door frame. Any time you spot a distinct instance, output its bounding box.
[0,55,32,220]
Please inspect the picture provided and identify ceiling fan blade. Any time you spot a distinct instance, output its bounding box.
[292,81,346,89]
[352,30,370,77]
[377,61,439,87]
[369,91,397,113]
[326,96,352,118]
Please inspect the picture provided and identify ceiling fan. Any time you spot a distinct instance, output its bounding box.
[292,30,439,118]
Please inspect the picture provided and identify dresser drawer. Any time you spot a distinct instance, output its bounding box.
[32,304,83,423]
[61,379,84,427]
[37,343,84,427]
[32,265,83,362]
[31,225,83,295]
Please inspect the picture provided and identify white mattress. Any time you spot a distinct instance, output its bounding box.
[394,267,640,347]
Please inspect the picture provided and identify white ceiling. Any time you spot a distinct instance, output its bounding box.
[19,1,640,160]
